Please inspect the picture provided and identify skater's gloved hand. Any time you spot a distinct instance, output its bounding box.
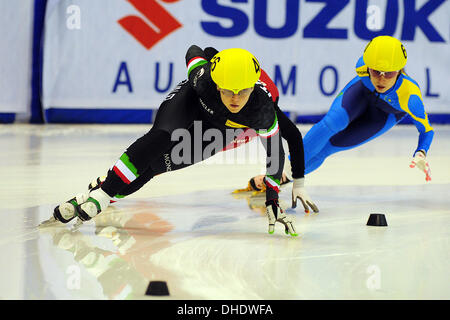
[409,150,431,182]
[292,178,319,213]
[265,199,298,237]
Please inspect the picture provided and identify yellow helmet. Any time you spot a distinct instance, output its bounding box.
[363,36,407,72]
[210,48,261,94]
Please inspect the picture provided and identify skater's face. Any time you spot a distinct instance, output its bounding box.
[252,174,266,190]
[217,86,254,113]
[368,68,400,93]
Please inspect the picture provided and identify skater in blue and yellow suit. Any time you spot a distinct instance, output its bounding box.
[238,36,434,201]
[303,35,434,181]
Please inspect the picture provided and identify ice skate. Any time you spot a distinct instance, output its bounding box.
[88,176,106,191]
[38,216,59,227]
[51,193,89,224]
[72,217,85,230]
[88,176,117,203]
[75,188,112,222]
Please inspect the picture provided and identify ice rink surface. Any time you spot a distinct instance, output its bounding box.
[0,124,449,300]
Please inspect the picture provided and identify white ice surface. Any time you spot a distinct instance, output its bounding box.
[0,124,449,299]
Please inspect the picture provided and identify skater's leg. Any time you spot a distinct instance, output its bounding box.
[93,121,236,200]
[53,82,199,223]
[304,142,342,174]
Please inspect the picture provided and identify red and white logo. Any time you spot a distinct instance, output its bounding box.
[118,0,182,50]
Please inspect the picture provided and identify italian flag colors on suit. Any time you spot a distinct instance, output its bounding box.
[113,153,139,184]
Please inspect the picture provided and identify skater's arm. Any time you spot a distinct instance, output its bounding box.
[259,124,299,237]
[406,93,434,182]
[403,92,434,156]
[397,80,434,181]
[275,105,305,179]
[256,111,285,202]
[259,69,303,178]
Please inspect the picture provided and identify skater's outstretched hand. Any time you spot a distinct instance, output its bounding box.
[410,150,431,182]
[265,199,298,237]
[291,178,319,213]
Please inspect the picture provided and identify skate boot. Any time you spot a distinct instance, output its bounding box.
[75,188,112,222]
[88,176,106,191]
[88,176,117,204]
[53,193,89,223]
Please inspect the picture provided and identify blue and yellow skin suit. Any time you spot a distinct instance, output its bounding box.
[302,56,434,174]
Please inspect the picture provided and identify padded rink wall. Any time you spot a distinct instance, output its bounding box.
[1,0,449,124]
